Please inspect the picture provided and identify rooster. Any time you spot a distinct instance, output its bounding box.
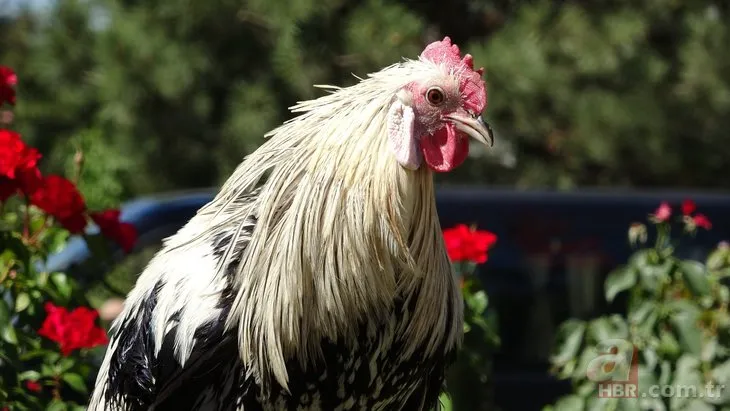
[88,36,493,411]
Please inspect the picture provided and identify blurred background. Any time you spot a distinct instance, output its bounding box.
[4,0,730,409]
[4,0,730,200]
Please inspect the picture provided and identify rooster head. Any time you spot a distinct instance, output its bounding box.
[387,36,492,172]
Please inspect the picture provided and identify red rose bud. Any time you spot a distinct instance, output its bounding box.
[0,66,16,106]
[443,224,497,264]
[681,199,697,216]
[628,222,648,246]
[25,380,42,393]
[651,202,672,223]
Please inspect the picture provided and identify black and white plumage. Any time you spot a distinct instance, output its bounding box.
[89,37,492,411]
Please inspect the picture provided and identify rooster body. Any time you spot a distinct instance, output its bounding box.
[89,37,492,411]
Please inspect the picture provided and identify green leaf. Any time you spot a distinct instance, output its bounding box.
[670,355,702,411]
[17,370,41,381]
[466,290,488,314]
[680,261,711,296]
[629,301,658,338]
[438,392,452,411]
[636,365,658,399]
[636,258,672,295]
[0,232,31,266]
[605,266,637,302]
[576,380,596,397]
[617,397,644,411]
[670,309,702,356]
[56,357,75,374]
[657,328,681,358]
[665,299,701,315]
[658,360,672,386]
[586,396,618,411]
[50,272,73,300]
[642,347,658,371]
[551,395,585,411]
[705,378,730,405]
[0,299,10,330]
[707,246,728,270]
[557,358,577,380]
[62,373,88,394]
[702,335,718,363]
[682,400,713,411]
[712,359,730,386]
[0,303,17,345]
[718,287,730,306]
[41,364,55,377]
[45,228,70,254]
[550,320,586,366]
[573,346,599,380]
[15,292,30,312]
[46,400,68,411]
[628,300,656,324]
[588,316,629,342]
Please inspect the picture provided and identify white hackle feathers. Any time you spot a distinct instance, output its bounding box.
[96,56,464,405]
[195,58,460,392]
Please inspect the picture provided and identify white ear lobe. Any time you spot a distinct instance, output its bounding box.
[387,100,421,170]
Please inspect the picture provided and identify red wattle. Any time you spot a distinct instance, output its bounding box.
[420,125,469,172]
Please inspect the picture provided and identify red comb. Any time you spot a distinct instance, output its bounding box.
[420,36,487,113]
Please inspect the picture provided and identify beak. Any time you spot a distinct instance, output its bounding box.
[446,113,494,147]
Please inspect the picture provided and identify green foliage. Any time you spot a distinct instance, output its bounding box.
[546,207,730,410]
[6,0,730,198]
[0,72,136,408]
[0,200,104,410]
[440,262,500,411]
[463,1,730,188]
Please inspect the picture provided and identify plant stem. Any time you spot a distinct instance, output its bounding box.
[655,223,670,251]
[22,200,30,240]
[52,376,61,401]
[27,215,49,246]
[72,148,84,185]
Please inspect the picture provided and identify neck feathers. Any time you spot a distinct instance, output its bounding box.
[192,62,462,393]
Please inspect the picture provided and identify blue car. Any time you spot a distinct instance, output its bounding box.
[48,187,730,410]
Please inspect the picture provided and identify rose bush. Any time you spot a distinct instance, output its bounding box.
[547,200,729,411]
[439,224,500,411]
[0,66,137,410]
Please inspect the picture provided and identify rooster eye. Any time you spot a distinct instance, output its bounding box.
[426,87,445,106]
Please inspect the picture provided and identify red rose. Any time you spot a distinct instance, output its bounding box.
[0,167,44,201]
[0,129,41,180]
[678,199,713,231]
[91,209,138,253]
[16,165,43,194]
[681,199,696,216]
[652,202,672,223]
[29,175,88,233]
[693,213,712,230]
[25,380,42,393]
[38,302,109,356]
[0,129,42,202]
[0,66,16,106]
[443,224,497,264]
